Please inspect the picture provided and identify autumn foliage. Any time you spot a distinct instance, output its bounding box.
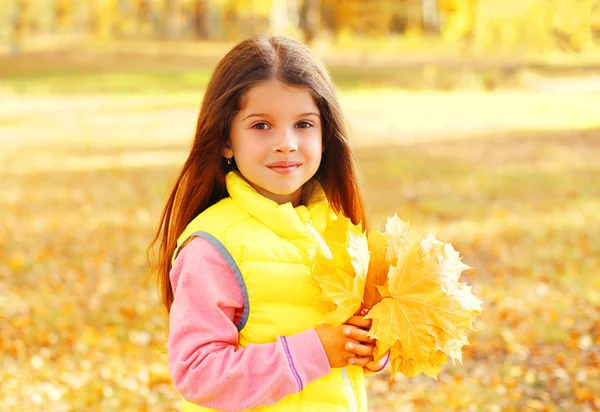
[313,214,483,379]
[2,51,599,410]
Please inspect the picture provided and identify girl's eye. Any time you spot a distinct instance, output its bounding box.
[251,122,270,130]
[295,121,312,129]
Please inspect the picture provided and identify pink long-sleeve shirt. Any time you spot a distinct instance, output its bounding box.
[168,237,388,411]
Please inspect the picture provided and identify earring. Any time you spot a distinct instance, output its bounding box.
[226,157,232,165]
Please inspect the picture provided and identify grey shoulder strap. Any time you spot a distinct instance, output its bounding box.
[175,231,249,332]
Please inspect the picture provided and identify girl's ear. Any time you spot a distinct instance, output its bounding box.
[223,140,233,159]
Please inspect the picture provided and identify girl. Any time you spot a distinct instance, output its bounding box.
[150,35,389,412]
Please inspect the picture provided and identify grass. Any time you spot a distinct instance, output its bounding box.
[4,44,600,96]
[1,62,599,410]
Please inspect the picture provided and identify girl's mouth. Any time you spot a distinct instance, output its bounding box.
[267,161,302,174]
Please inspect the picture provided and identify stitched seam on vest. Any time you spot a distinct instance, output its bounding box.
[172,203,252,263]
[341,367,358,412]
[280,336,304,391]
[174,231,250,332]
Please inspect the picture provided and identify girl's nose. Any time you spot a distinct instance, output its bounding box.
[273,130,298,153]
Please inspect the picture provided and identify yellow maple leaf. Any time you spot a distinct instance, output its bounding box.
[390,341,446,379]
[314,214,482,378]
[313,217,369,326]
[384,214,421,264]
[366,216,482,378]
[363,229,389,310]
[368,243,443,360]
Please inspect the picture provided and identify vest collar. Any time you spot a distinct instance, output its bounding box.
[225,171,330,239]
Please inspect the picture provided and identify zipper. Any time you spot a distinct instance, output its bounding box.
[306,220,332,259]
[341,367,359,412]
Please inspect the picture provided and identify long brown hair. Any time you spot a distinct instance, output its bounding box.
[149,35,367,312]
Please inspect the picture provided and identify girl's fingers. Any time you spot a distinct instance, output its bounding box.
[348,356,374,367]
[345,341,374,357]
[342,326,374,343]
[345,316,372,330]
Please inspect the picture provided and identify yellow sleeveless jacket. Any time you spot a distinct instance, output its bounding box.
[173,172,367,412]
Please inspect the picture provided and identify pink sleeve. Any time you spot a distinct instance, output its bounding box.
[168,237,331,411]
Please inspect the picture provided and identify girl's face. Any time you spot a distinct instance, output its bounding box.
[225,79,323,207]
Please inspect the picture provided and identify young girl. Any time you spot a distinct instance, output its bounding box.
[150,35,389,412]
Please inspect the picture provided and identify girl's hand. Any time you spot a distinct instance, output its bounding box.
[345,312,372,331]
[314,317,375,368]
[348,309,388,373]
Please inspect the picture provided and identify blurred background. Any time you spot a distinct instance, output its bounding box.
[1,0,599,411]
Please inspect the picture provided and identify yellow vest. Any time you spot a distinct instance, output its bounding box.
[173,172,367,412]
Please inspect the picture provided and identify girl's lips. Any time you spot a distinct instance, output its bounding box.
[267,162,302,174]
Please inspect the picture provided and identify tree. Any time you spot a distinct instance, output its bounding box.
[192,0,210,39]
[55,0,72,31]
[298,0,319,43]
[163,0,181,39]
[11,0,32,55]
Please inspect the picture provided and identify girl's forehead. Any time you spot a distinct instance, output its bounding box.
[239,79,318,112]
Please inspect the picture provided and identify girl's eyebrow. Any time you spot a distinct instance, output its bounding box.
[242,112,320,121]
[299,112,320,119]
[242,113,269,121]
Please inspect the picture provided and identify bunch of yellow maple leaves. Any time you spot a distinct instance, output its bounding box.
[313,215,483,379]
